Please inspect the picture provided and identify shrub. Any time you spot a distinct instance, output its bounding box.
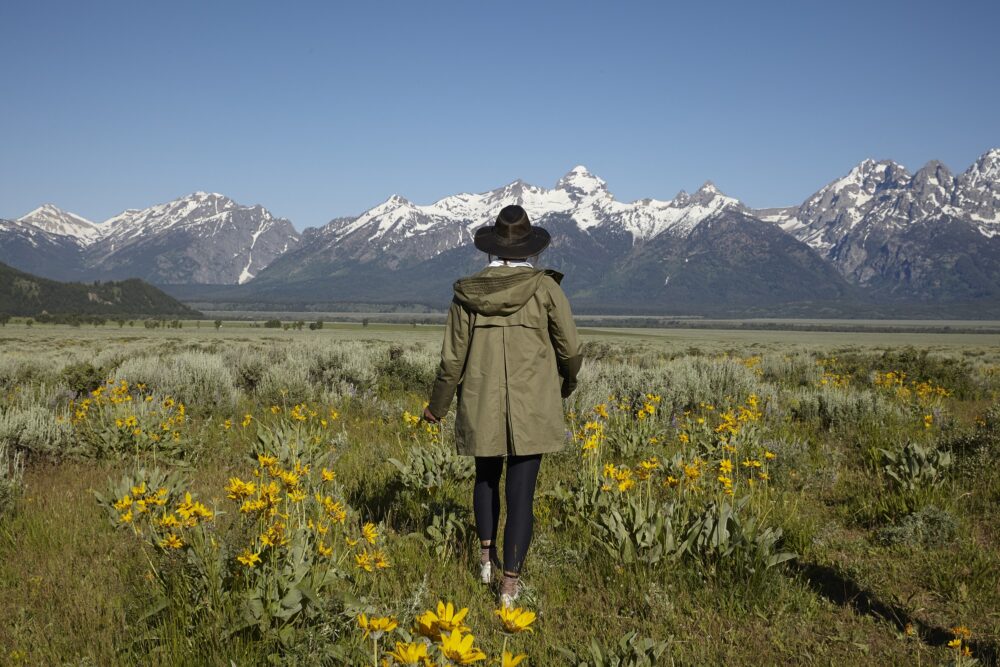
[784,385,904,431]
[306,345,378,398]
[375,351,435,395]
[0,357,58,390]
[113,352,238,412]
[834,348,978,399]
[876,504,957,547]
[229,351,268,395]
[0,405,76,458]
[59,361,105,397]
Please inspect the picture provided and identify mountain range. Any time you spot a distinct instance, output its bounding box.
[0,195,299,284]
[2,148,999,316]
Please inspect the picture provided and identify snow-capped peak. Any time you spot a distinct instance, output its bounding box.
[555,165,608,200]
[685,181,741,210]
[102,192,239,234]
[317,165,755,251]
[954,147,1000,235]
[17,204,101,244]
[382,194,411,208]
[964,147,1000,181]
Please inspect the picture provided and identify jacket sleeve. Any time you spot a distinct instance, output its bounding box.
[545,279,582,395]
[427,297,472,419]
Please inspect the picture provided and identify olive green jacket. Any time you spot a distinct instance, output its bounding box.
[427,265,582,457]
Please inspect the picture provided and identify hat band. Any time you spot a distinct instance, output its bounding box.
[494,231,529,246]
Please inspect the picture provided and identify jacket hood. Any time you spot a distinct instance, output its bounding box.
[453,267,562,316]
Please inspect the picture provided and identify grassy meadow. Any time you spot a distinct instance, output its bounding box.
[0,320,998,666]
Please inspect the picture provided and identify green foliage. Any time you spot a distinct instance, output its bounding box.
[375,346,435,394]
[682,496,796,574]
[389,435,474,558]
[558,631,672,666]
[947,403,1000,462]
[59,361,105,396]
[389,439,474,494]
[589,493,686,566]
[834,347,979,399]
[879,441,952,492]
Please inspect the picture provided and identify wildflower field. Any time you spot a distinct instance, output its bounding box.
[1,321,998,665]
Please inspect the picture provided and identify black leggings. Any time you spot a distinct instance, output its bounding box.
[473,454,542,574]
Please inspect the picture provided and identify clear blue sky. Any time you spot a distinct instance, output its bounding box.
[2,0,998,230]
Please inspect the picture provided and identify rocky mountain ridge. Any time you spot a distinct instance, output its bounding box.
[2,193,300,284]
[3,148,998,314]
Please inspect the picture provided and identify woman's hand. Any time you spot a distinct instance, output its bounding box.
[561,378,577,398]
[423,406,440,423]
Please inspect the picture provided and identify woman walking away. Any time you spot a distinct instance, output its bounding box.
[423,204,581,608]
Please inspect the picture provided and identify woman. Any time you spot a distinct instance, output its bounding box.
[423,204,581,607]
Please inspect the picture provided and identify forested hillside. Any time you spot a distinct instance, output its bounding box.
[0,262,200,317]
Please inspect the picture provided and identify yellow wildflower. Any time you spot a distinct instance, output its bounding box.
[225,477,256,500]
[357,613,397,639]
[502,651,528,667]
[355,551,374,572]
[438,628,486,664]
[496,606,536,633]
[387,641,429,665]
[237,549,261,568]
[159,533,184,549]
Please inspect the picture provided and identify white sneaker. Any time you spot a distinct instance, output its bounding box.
[499,589,520,608]
[479,560,493,585]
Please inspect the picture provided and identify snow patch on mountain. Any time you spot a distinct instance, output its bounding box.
[17,204,102,245]
[317,166,745,258]
[765,149,1000,249]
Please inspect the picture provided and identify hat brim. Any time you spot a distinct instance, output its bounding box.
[473,226,551,259]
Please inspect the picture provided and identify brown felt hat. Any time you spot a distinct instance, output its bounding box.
[473,205,551,259]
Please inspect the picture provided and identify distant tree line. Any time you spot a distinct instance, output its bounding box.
[259,319,324,330]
